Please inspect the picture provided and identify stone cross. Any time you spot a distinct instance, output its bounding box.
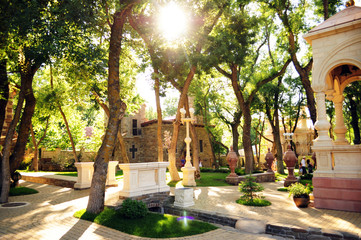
[129,145,137,159]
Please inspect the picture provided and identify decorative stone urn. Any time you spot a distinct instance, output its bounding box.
[283,145,298,187]
[293,195,310,208]
[265,148,274,173]
[226,146,238,178]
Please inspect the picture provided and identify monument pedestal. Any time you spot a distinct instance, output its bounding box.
[174,188,194,207]
[74,162,94,189]
[181,166,196,186]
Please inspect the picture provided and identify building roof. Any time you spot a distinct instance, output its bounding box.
[304,6,361,44]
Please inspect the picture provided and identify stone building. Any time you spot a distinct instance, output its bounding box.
[0,88,17,147]
[113,105,215,168]
[264,109,315,157]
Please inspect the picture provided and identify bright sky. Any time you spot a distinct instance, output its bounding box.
[135,69,179,111]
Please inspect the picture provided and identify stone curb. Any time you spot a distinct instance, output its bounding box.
[164,203,360,240]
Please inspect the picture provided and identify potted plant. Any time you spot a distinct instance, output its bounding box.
[288,182,312,208]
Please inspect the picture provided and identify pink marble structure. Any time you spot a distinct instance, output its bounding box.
[304,5,361,212]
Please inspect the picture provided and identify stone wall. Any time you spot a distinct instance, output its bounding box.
[0,89,17,147]
[39,149,96,171]
[118,122,214,168]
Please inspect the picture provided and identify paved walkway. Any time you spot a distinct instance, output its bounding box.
[0,173,360,239]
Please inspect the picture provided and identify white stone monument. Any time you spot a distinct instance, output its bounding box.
[180,107,196,187]
[118,162,170,197]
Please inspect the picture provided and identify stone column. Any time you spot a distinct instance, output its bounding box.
[74,162,94,189]
[333,95,348,145]
[313,91,332,145]
[106,161,119,186]
[312,91,334,176]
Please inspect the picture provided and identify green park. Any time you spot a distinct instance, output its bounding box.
[0,0,361,239]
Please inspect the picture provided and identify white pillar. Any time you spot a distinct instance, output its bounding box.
[74,162,94,189]
[313,91,332,146]
[106,161,119,186]
[333,95,348,145]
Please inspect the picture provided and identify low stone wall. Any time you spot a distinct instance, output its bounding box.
[226,172,275,185]
[163,204,238,227]
[21,175,75,188]
[266,224,360,240]
[118,191,170,209]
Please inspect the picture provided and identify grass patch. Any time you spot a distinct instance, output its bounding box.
[9,186,38,196]
[55,170,124,180]
[236,198,271,206]
[277,187,289,192]
[74,208,217,238]
[56,172,77,177]
[167,181,179,187]
[275,172,287,182]
[195,172,232,187]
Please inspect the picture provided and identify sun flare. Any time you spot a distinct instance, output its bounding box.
[158,2,188,42]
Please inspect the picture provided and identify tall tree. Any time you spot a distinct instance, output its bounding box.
[1,0,100,203]
[265,0,342,129]
[207,3,291,173]
[344,82,361,144]
[86,1,136,214]
[130,0,226,181]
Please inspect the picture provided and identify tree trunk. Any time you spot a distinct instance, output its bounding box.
[86,6,130,214]
[30,124,38,171]
[274,121,285,174]
[10,68,36,175]
[0,59,9,134]
[154,70,163,162]
[58,106,78,162]
[92,90,129,163]
[30,118,49,171]
[1,93,24,203]
[242,106,254,174]
[231,122,240,156]
[50,64,78,162]
[117,130,129,163]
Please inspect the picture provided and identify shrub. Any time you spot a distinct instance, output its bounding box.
[288,182,312,198]
[235,168,245,175]
[118,199,148,219]
[300,173,313,180]
[200,167,229,173]
[238,175,264,202]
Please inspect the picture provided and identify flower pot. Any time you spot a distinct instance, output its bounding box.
[293,195,310,208]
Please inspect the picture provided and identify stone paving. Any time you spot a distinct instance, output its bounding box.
[0,180,286,240]
[0,173,360,239]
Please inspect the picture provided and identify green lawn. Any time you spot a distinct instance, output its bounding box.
[74,208,217,238]
[167,172,232,187]
[196,172,232,186]
[55,170,124,180]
